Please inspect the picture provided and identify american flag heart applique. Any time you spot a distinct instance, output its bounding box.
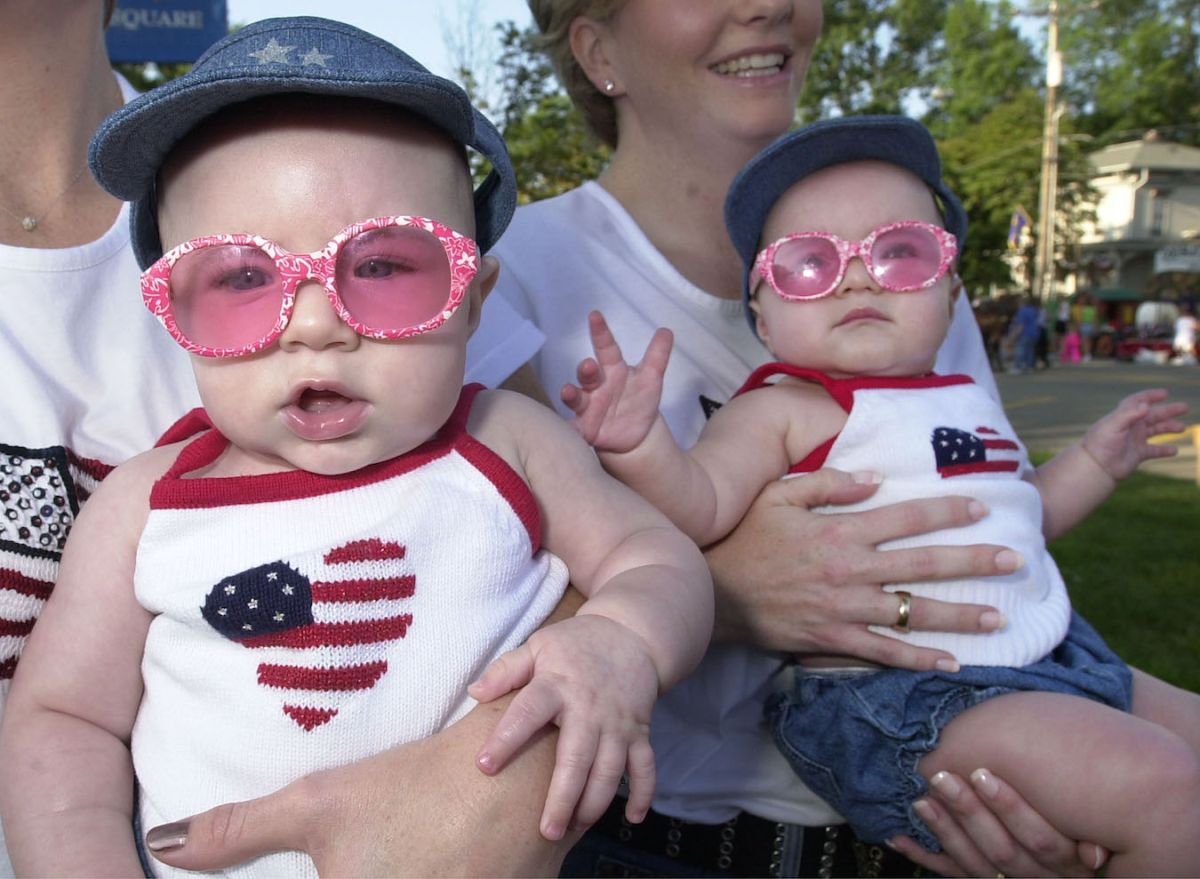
[200,537,414,731]
[931,426,1021,478]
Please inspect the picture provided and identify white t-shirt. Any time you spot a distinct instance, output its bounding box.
[483,180,998,824]
[0,77,202,875]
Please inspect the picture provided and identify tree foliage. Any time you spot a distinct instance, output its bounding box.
[797,0,948,122]
[492,21,609,204]
[1058,0,1200,146]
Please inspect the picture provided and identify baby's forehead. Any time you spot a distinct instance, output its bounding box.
[762,160,942,238]
[160,96,474,220]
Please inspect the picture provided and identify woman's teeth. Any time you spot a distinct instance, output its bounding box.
[711,53,786,77]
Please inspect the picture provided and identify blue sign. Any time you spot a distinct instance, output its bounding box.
[106,1,228,63]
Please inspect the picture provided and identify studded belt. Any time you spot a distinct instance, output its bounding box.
[589,797,904,877]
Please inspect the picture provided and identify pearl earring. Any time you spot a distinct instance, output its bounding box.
[603,79,616,93]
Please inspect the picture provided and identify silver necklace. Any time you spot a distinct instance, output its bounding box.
[0,166,88,232]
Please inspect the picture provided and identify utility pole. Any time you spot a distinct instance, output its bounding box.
[1032,0,1062,303]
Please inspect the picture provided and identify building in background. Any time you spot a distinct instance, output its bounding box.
[1078,132,1200,306]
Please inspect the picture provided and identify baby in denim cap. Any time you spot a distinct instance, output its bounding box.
[0,17,712,877]
[564,115,1200,874]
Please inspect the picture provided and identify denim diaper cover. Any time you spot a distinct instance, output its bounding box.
[764,612,1132,851]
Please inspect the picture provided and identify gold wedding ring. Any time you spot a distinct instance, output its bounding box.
[893,590,913,632]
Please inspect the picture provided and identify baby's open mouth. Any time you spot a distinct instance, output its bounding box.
[297,387,354,412]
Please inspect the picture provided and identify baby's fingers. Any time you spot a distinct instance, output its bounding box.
[587,310,627,368]
[541,722,599,841]
[621,736,656,825]
[468,645,535,703]
[1146,401,1189,433]
[641,328,674,377]
[572,735,636,831]
[473,662,558,778]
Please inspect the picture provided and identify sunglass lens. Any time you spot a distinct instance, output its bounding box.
[169,244,285,350]
[870,226,942,290]
[335,226,452,333]
[772,236,840,299]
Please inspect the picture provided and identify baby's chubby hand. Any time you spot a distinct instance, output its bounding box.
[1081,388,1188,481]
[468,614,659,841]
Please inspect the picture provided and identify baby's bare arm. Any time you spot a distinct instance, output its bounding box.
[0,449,170,875]
[469,390,713,834]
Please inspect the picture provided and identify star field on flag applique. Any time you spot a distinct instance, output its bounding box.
[932,426,1021,478]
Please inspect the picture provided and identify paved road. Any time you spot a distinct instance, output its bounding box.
[995,359,1200,482]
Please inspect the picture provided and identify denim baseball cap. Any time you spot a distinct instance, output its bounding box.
[89,16,517,268]
[725,115,967,329]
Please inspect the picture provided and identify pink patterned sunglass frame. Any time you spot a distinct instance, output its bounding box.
[141,215,479,358]
[750,220,958,302]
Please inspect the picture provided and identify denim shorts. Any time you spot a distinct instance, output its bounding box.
[764,612,1132,852]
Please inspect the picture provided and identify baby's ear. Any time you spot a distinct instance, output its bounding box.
[748,296,771,346]
[949,273,962,319]
[466,255,500,333]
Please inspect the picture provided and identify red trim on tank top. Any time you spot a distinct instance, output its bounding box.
[735,364,975,474]
[147,386,543,554]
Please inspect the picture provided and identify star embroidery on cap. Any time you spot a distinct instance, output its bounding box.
[300,47,333,67]
[249,37,295,65]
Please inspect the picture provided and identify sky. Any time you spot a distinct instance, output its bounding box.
[225,1,534,84]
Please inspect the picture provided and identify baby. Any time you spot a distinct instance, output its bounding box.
[564,115,1200,875]
[0,17,711,878]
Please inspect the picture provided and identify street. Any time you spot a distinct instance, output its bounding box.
[995,359,1200,482]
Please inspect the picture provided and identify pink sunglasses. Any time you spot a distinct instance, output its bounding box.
[751,220,958,302]
[141,215,478,358]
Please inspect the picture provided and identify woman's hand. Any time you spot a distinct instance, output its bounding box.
[704,469,1106,875]
[704,467,1016,668]
[143,694,578,878]
[890,769,1108,877]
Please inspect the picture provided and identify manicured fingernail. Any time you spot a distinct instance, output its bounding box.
[852,470,882,485]
[934,658,960,673]
[885,837,901,851]
[968,500,988,520]
[145,821,189,852]
[930,771,962,801]
[995,549,1023,572]
[1093,845,1106,870]
[980,610,1007,631]
[476,752,496,773]
[970,768,999,798]
[542,820,564,841]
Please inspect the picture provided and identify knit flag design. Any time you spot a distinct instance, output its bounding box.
[201,537,415,731]
[931,426,1021,478]
[0,444,112,679]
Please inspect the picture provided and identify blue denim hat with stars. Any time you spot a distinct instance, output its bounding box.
[89,16,517,268]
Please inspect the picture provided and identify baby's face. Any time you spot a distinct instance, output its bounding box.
[157,102,494,476]
[751,160,955,379]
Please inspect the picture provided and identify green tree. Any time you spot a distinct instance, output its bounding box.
[492,21,608,203]
[929,0,1040,136]
[1060,0,1200,146]
[797,0,948,121]
[113,61,191,92]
